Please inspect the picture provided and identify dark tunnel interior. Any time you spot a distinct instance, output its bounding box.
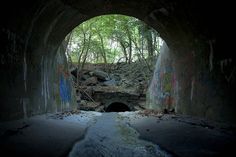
[105,102,131,112]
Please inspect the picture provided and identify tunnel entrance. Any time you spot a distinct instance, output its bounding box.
[105,102,131,112]
[66,14,160,112]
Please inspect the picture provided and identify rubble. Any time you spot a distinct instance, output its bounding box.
[70,61,155,112]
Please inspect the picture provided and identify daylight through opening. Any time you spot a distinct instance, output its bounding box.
[65,14,163,112]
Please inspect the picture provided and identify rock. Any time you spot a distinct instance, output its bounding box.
[80,100,87,106]
[82,77,98,86]
[103,79,118,86]
[80,101,101,111]
[110,74,121,81]
[95,105,105,112]
[82,74,90,80]
[92,70,109,81]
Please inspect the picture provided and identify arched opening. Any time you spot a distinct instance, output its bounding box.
[105,102,131,112]
[65,14,162,112]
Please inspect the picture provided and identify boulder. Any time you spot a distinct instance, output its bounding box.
[91,70,109,81]
[82,76,98,86]
[103,79,118,86]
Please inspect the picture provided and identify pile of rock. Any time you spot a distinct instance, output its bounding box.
[70,61,154,111]
[71,62,152,91]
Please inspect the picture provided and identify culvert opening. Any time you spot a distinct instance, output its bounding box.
[105,102,131,112]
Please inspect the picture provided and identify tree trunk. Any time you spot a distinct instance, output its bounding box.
[146,28,153,59]
[77,27,86,88]
[119,41,128,63]
[81,33,92,69]
[126,29,132,64]
[97,32,107,63]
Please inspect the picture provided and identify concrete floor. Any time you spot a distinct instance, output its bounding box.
[121,112,236,157]
[0,111,235,157]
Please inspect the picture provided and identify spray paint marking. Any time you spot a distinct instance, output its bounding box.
[23,55,27,91]
[190,77,195,101]
[59,75,71,104]
[209,40,214,72]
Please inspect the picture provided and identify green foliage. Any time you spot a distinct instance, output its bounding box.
[66,14,163,64]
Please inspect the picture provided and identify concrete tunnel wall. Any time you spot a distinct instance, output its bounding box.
[0,0,235,123]
[147,41,236,123]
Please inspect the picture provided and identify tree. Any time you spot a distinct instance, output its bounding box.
[65,14,163,65]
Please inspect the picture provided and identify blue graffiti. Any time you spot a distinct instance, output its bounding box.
[59,76,71,103]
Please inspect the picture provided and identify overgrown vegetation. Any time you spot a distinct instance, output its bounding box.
[65,14,162,69]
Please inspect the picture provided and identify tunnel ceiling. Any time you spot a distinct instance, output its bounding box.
[1,0,219,52]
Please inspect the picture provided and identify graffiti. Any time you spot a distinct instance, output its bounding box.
[190,77,195,101]
[225,67,235,83]
[161,73,172,93]
[209,40,214,71]
[23,54,27,91]
[220,58,235,83]
[171,72,177,87]
[1,28,25,65]
[55,45,75,109]
[58,65,70,78]
[147,42,180,111]
[148,8,169,22]
[1,28,27,89]
[148,66,177,108]
[59,75,71,104]
[41,56,50,110]
[58,64,71,103]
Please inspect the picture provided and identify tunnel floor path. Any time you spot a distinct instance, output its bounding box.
[0,111,235,157]
[68,112,171,157]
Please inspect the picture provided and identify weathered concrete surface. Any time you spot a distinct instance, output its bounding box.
[0,41,77,121]
[1,111,235,157]
[120,112,236,157]
[0,112,92,157]
[147,40,236,123]
[0,0,235,124]
[69,112,172,157]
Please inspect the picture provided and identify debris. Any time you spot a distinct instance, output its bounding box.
[139,109,163,117]
[91,70,109,81]
[70,61,155,112]
[82,76,98,86]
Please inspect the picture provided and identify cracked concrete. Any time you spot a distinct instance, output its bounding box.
[1,111,235,157]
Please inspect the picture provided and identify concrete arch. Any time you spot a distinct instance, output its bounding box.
[1,0,235,124]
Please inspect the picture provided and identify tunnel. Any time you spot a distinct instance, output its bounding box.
[0,0,235,156]
[0,0,230,122]
[0,0,232,123]
[105,102,131,112]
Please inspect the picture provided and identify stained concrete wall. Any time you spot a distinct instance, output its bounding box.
[0,29,77,121]
[147,41,236,123]
[0,1,79,121]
